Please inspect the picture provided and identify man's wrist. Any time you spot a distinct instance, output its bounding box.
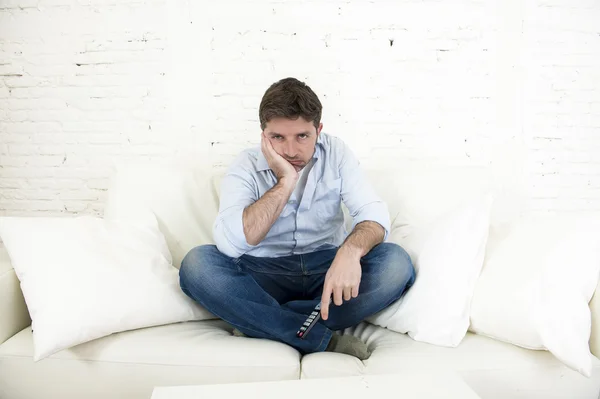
[339,242,364,260]
[278,176,297,191]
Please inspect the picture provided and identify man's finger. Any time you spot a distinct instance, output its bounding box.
[351,284,359,298]
[333,287,343,306]
[320,287,332,320]
[263,133,275,153]
[261,132,270,149]
[343,287,352,301]
[261,133,268,156]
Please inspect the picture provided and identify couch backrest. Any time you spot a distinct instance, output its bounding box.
[104,163,224,269]
[104,161,525,269]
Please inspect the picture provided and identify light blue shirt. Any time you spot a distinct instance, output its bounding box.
[213,133,390,258]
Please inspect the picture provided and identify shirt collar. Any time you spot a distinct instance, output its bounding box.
[256,133,324,172]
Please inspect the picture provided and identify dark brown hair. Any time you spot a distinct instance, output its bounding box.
[259,77,322,130]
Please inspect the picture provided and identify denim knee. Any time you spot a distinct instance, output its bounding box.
[367,242,415,295]
[179,245,215,294]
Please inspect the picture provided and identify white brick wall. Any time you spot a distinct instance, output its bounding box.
[521,0,600,215]
[0,0,172,215]
[1,0,599,216]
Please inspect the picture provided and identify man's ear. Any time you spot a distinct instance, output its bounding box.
[317,123,323,135]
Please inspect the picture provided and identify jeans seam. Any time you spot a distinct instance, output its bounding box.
[233,259,245,273]
[183,288,270,339]
[303,269,328,276]
[302,275,307,298]
[316,328,333,352]
[242,265,301,276]
[300,254,307,275]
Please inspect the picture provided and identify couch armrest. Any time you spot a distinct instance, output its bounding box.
[590,280,600,359]
[0,245,31,345]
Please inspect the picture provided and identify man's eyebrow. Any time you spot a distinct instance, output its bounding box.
[268,131,311,136]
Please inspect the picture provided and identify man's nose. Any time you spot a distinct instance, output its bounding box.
[283,142,297,158]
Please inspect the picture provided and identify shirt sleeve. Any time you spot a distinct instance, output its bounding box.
[338,141,391,241]
[213,166,258,258]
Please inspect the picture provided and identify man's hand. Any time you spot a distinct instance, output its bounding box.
[320,248,362,320]
[261,132,298,183]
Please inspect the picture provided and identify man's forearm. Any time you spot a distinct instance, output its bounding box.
[242,178,295,246]
[339,221,385,259]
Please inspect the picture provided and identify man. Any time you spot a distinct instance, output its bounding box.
[179,77,415,360]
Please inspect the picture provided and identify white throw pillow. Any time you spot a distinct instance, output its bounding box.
[469,216,600,377]
[368,194,493,347]
[0,215,213,361]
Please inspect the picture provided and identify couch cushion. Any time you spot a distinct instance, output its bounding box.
[0,320,300,399]
[300,323,600,399]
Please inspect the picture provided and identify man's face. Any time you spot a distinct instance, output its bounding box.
[263,117,323,172]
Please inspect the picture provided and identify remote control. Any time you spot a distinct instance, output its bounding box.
[296,302,323,339]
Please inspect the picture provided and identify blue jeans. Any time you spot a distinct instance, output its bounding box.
[179,242,415,354]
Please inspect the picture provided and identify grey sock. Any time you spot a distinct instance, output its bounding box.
[325,334,372,360]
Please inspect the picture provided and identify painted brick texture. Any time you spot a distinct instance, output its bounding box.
[1,0,599,216]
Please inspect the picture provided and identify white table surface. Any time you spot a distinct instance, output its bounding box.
[151,372,481,399]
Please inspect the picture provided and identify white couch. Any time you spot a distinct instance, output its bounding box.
[1,162,600,399]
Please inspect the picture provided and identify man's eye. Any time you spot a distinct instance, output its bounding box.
[273,136,283,140]
[299,134,308,139]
